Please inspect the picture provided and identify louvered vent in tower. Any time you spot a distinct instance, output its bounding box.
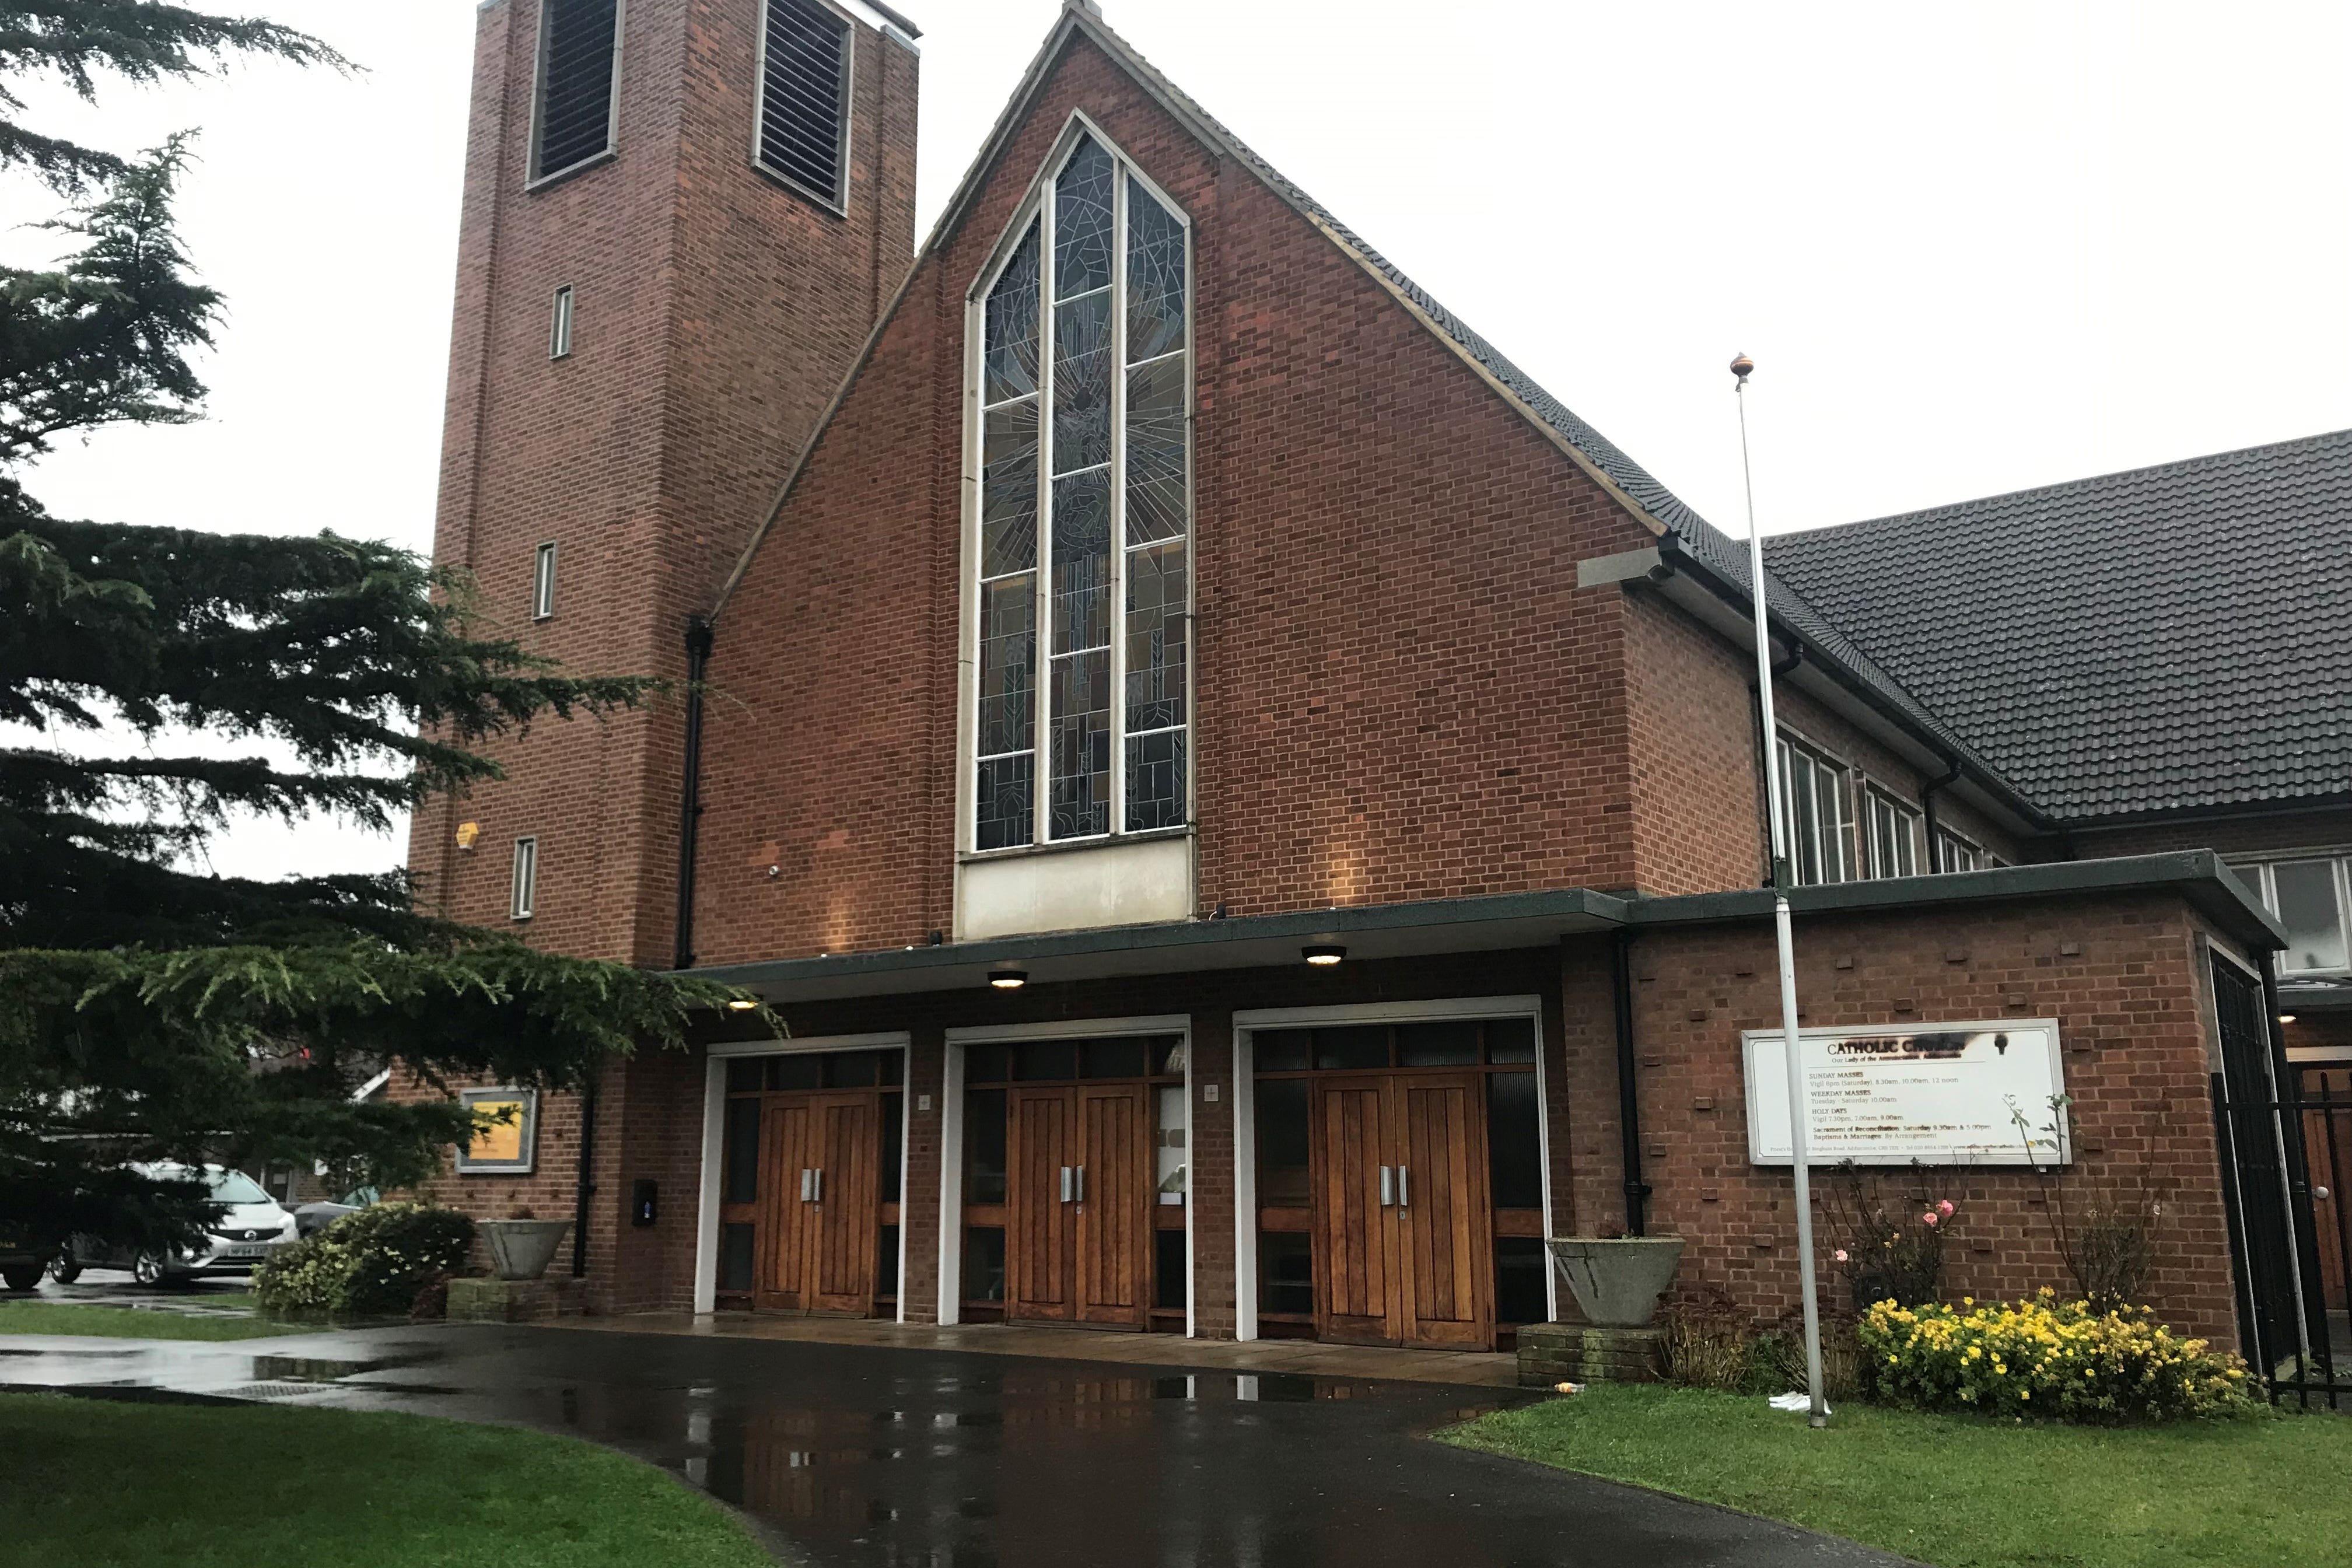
[758,0,852,209]
[533,0,620,181]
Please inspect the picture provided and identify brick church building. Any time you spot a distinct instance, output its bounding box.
[402,0,2348,1364]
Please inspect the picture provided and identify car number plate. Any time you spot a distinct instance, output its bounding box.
[223,1244,269,1259]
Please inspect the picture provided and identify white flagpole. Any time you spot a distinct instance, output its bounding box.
[1731,352,1828,1427]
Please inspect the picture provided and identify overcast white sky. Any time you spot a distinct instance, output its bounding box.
[9,0,2349,884]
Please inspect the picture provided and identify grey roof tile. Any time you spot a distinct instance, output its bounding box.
[1764,430,2352,821]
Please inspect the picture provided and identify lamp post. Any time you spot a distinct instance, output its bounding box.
[1731,352,1829,1427]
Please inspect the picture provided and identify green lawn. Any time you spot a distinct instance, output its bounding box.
[1,1392,772,1568]
[1446,1384,2351,1568]
[0,1299,309,1340]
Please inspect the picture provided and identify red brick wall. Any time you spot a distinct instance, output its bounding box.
[1597,893,2243,1346]
[405,0,917,968]
[1622,593,1763,895]
[687,32,1664,968]
[392,1070,591,1288]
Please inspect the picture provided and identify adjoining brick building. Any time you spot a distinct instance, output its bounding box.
[402,0,2343,1363]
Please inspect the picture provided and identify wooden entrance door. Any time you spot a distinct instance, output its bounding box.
[1006,1085,1153,1327]
[1074,1085,1153,1328]
[1396,1076,1492,1348]
[1309,1073,1493,1349]
[757,1091,880,1315]
[1006,1088,1073,1321]
[1311,1077,1398,1344]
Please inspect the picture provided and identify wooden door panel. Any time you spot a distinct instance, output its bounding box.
[1399,1076,1493,1349]
[809,1094,878,1315]
[757,1099,814,1310]
[1075,1085,1152,1326]
[1312,1079,1398,1344]
[1007,1088,1074,1321]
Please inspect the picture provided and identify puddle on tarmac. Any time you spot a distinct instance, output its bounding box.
[688,1369,1422,1531]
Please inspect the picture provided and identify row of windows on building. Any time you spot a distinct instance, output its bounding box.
[531,0,853,210]
[1773,731,1997,888]
[2232,855,2352,975]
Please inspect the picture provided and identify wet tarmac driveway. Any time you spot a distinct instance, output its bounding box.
[0,1324,1903,1567]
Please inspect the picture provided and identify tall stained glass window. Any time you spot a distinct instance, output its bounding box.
[975,132,1189,848]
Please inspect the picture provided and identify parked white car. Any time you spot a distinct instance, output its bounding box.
[55,1164,299,1285]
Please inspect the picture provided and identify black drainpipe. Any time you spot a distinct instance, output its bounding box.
[674,615,715,971]
[1918,755,1965,873]
[1612,929,1651,1236]
[571,1075,598,1277]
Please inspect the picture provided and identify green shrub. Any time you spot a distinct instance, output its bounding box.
[254,1203,473,1318]
[1859,1289,2258,1423]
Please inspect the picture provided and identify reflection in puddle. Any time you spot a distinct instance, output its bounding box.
[687,1367,1417,1542]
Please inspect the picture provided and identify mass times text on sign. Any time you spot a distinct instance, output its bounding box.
[1741,1019,2068,1167]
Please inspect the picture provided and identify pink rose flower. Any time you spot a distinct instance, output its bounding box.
[1921,1210,1940,1227]
[1834,1249,1849,1263]
[1937,1199,1956,1218]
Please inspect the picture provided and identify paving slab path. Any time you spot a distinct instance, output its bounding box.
[0,1321,1912,1567]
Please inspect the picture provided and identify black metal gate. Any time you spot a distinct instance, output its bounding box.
[2210,954,2345,1408]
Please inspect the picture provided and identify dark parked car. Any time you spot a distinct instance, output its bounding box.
[294,1185,381,1238]
[1,1234,44,1293]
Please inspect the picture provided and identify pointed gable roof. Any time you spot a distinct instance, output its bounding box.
[709,2,2037,822]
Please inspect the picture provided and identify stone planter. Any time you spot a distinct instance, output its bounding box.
[1546,1236,1686,1328]
[478,1219,572,1282]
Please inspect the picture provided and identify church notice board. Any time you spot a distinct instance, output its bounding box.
[1741,1019,2068,1167]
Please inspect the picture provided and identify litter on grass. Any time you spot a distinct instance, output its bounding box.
[1767,1392,1829,1415]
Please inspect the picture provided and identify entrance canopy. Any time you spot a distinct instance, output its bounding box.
[689,851,2283,1005]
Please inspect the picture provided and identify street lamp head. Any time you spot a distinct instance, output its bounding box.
[1729,352,1755,384]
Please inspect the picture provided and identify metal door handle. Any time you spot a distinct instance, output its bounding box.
[1379,1165,1394,1206]
[813,1167,822,1204]
[1059,1165,1074,1202]
[799,1168,814,1202]
[1075,1165,1086,1203]
[1398,1166,1409,1208]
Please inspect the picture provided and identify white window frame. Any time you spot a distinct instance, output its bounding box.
[1934,825,1987,874]
[936,1014,1194,1333]
[1773,731,1856,886]
[692,1031,914,1317]
[1230,995,1554,1342]
[531,541,558,621]
[2231,852,2352,976]
[527,0,625,188]
[510,835,538,922]
[548,285,575,359]
[1863,784,1923,879]
[963,114,1196,857]
[749,0,854,215]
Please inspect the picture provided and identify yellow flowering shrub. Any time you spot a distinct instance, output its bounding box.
[1857,1289,2256,1423]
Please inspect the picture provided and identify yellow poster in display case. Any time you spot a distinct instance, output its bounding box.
[455,1086,538,1174]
